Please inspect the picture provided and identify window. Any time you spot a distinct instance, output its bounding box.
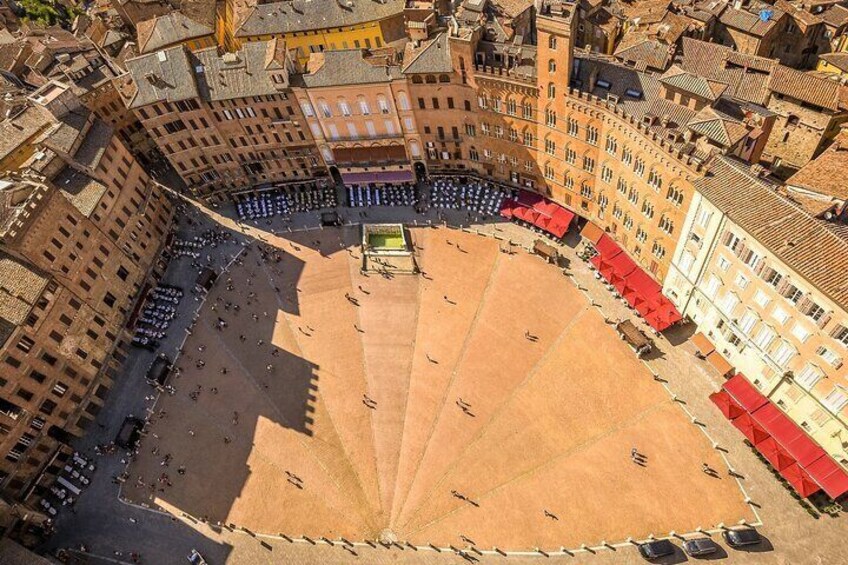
[548,59,556,73]
[635,227,647,243]
[734,273,749,290]
[817,345,842,368]
[647,169,662,190]
[823,387,848,414]
[717,255,731,272]
[565,147,576,165]
[582,156,595,173]
[666,185,684,206]
[586,126,598,145]
[772,306,791,325]
[548,83,556,98]
[719,292,740,316]
[697,207,712,228]
[601,166,613,183]
[753,289,771,308]
[771,341,796,368]
[545,109,556,127]
[16,336,35,353]
[548,36,557,50]
[795,363,823,390]
[791,323,811,343]
[651,242,666,259]
[338,99,351,116]
[580,183,592,199]
[359,98,371,115]
[522,103,532,119]
[738,310,758,334]
[633,158,645,177]
[506,99,516,115]
[753,326,776,350]
[605,135,617,155]
[567,118,579,136]
[640,199,654,219]
[103,292,116,308]
[658,215,674,235]
[377,96,390,114]
[545,138,556,155]
[782,283,803,304]
[832,324,848,347]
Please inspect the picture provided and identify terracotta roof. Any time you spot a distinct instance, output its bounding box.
[403,33,453,74]
[676,37,774,105]
[491,0,534,18]
[0,106,53,163]
[0,251,47,326]
[124,45,200,108]
[786,131,848,201]
[660,65,728,100]
[301,49,402,88]
[236,0,405,38]
[719,4,783,36]
[821,4,848,27]
[53,166,108,217]
[687,106,749,146]
[137,12,214,54]
[696,156,848,310]
[769,65,847,112]
[819,52,848,73]
[614,37,674,70]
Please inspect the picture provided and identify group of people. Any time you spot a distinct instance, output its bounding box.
[235,183,338,220]
[429,176,512,218]
[346,183,418,208]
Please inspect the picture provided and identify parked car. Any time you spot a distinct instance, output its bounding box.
[638,539,676,560]
[115,417,144,449]
[683,537,718,556]
[723,527,761,548]
[187,549,207,565]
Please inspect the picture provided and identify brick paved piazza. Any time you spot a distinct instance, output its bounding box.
[125,224,752,551]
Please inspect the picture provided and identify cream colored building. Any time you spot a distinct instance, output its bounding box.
[293,49,423,183]
[665,156,848,467]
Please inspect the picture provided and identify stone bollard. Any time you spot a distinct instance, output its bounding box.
[405,541,417,551]
[364,540,376,548]
[302,535,315,545]
[281,534,293,543]
[493,546,507,556]
[429,543,441,552]
[536,547,549,557]
[320,537,334,546]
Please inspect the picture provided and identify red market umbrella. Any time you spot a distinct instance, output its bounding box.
[732,412,770,445]
[754,437,796,471]
[782,463,821,498]
[709,391,745,420]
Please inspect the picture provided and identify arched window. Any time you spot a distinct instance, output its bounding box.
[548,83,556,98]
[549,36,557,50]
[358,96,370,115]
[425,74,437,84]
[438,74,450,83]
[337,97,351,116]
[412,75,423,84]
[548,59,556,73]
[396,91,410,111]
[376,95,390,114]
[409,140,421,158]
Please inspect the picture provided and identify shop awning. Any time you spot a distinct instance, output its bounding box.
[580,221,605,245]
[755,437,797,472]
[709,391,745,420]
[499,191,575,238]
[692,332,716,357]
[751,403,824,467]
[643,299,683,332]
[706,350,734,378]
[723,373,769,413]
[607,251,637,281]
[594,234,622,259]
[781,463,821,498]
[732,412,771,444]
[805,455,848,499]
[341,170,414,185]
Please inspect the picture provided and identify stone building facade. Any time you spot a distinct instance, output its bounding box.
[123,41,325,201]
[0,82,173,519]
[664,157,848,469]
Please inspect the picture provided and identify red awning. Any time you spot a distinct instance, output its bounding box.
[606,248,637,279]
[781,463,821,498]
[499,200,516,219]
[644,299,683,332]
[516,190,544,208]
[732,412,771,444]
[751,403,826,467]
[755,437,797,471]
[805,455,848,499]
[709,391,745,420]
[594,234,622,259]
[723,374,769,413]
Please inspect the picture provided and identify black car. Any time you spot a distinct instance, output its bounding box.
[683,537,718,556]
[722,527,761,548]
[638,539,676,560]
[115,417,144,449]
